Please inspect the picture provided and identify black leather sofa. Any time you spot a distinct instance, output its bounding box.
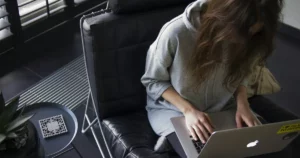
[81,0,193,157]
[80,0,299,158]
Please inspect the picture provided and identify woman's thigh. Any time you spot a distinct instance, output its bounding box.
[147,108,183,136]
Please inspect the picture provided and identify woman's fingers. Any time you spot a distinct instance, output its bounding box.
[197,124,209,140]
[204,115,215,133]
[254,118,262,126]
[203,123,214,135]
[236,115,243,128]
[237,114,262,128]
[244,116,255,127]
[187,126,197,141]
[193,125,206,143]
[244,117,254,127]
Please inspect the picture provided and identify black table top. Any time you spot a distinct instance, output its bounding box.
[23,102,79,158]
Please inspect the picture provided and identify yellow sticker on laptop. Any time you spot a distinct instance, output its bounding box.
[277,123,300,134]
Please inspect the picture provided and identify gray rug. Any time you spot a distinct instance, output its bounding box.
[19,55,89,110]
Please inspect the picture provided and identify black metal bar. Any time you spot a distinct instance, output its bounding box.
[64,0,75,18]
[46,0,50,17]
[5,0,23,45]
[64,0,75,7]
[80,7,112,158]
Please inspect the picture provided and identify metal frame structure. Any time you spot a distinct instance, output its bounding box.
[80,2,114,158]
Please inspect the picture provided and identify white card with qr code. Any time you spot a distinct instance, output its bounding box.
[38,114,68,138]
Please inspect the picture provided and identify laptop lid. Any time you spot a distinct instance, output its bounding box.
[199,119,300,158]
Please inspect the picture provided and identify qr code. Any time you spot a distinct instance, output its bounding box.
[38,114,68,138]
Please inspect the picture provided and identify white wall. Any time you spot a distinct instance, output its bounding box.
[282,0,300,30]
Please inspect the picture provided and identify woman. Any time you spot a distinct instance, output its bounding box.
[141,0,291,157]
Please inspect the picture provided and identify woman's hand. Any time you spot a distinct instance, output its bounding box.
[184,108,214,143]
[236,101,261,128]
[234,85,260,128]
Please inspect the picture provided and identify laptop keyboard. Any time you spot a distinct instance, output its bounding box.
[190,136,206,153]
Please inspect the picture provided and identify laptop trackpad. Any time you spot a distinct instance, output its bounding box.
[208,110,237,131]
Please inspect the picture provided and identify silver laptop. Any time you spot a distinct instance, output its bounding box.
[171,109,300,158]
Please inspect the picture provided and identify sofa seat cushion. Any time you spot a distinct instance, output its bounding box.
[102,110,170,158]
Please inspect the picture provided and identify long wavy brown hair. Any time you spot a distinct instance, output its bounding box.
[187,0,283,90]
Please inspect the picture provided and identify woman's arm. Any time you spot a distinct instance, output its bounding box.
[234,85,248,107]
[234,85,261,128]
[162,87,214,143]
[162,87,194,114]
[141,25,175,101]
[141,25,213,143]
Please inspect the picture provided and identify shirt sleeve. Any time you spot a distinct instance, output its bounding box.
[141,25,177,101]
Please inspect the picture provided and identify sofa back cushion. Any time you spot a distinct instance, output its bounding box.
[109,0,193,14]
[82,5,187,119]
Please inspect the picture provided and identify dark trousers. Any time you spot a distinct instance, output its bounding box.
[167,96,300,158]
